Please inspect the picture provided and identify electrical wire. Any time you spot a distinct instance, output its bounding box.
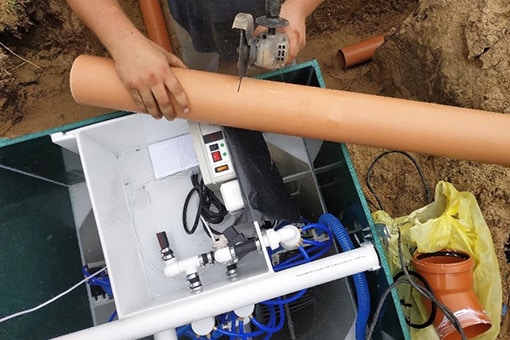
[129,178,170,278]
[0,267,107,323]
[366,150,432,211]
[182,172,227,235]
[393,270,437,329]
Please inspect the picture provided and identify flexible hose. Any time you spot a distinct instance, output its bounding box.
[319,213,371,340]
[176,324,190,337]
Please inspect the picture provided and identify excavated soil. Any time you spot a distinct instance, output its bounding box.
[0,0,508,337]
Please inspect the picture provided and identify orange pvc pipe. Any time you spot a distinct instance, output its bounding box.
[337,35,385,69]
[70,55,510,167]
[413,251,492,340]
[138,0,173,53]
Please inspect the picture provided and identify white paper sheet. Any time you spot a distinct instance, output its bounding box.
[148,134,198,179]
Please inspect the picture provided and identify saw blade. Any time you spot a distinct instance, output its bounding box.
[237,29,250,80]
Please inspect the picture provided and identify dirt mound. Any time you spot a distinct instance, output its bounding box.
[372,0,510,113]
[0,1,107,137]
[366,0,510,336]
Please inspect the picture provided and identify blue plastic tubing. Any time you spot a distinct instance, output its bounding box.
[319,213,371,340]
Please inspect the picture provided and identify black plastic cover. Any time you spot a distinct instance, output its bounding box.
[222,127,300,223]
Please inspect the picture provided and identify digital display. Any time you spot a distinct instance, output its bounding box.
[203,131,223,144]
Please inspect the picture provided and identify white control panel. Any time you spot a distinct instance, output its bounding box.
[187,121,236,189]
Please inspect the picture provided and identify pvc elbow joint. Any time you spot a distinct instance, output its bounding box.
[278,225,301,250]
[262,225,301,250]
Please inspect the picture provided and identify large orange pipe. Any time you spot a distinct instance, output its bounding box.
[337,35,385,69]
[70,55,510,167]
[138,0,173,53]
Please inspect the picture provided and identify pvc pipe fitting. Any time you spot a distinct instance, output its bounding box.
[262,229,281,250]
[153,329,178,340]
[54,244,380,340]
[337,35,385,69]
[234,304,255,318]
[412,250,492,340]
[164,256,201,277]
[191,316,215,336]
[261,225,300,250]
[215,246,234,264]
[277,225,301,250]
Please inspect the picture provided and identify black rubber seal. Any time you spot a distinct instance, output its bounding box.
[416,250,469,261]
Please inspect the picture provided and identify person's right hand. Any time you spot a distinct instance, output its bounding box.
[111,32,190,120]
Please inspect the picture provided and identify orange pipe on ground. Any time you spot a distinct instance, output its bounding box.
[413,251,492,340]
[337,35,385,69]
[70,55,510,167]
[138,0,173,53]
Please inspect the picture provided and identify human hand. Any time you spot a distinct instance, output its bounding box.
[110,33,189,120]
[279,1,308,63]
[253,0,308,64]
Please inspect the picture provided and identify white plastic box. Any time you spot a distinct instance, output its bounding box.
[54,114,273,319]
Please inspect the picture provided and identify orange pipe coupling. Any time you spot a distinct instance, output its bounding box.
[70,55,510,167]
[337,35,385,69]
[413,250,492,340]
[138,0,173,53]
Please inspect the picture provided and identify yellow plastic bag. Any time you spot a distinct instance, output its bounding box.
[373,181,502,339]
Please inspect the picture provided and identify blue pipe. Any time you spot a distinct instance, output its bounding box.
[176,324,190,337]
[319,213,370,340]
[274,245,313,270]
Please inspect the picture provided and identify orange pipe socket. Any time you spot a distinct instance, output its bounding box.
[138,0,173,53]
[70,55,510,167]
[337,35,385,69]
[412,250,492,340]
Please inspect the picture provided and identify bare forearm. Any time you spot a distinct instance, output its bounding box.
[65,0,189,120]
[65,0,144,58]
[284,0,325,17]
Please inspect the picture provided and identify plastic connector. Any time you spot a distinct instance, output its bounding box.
[220,180,244,213]
[262,225,300,250]
[278,225,301,250]
[156,231,174,261]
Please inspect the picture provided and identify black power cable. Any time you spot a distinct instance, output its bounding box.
[366,150,432,211]
[182,173,227,235]
[393,270,437,329]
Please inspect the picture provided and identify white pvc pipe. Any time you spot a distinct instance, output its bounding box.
[164,256,201,277]
[153,329,178,340]
[53,243,379,340]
